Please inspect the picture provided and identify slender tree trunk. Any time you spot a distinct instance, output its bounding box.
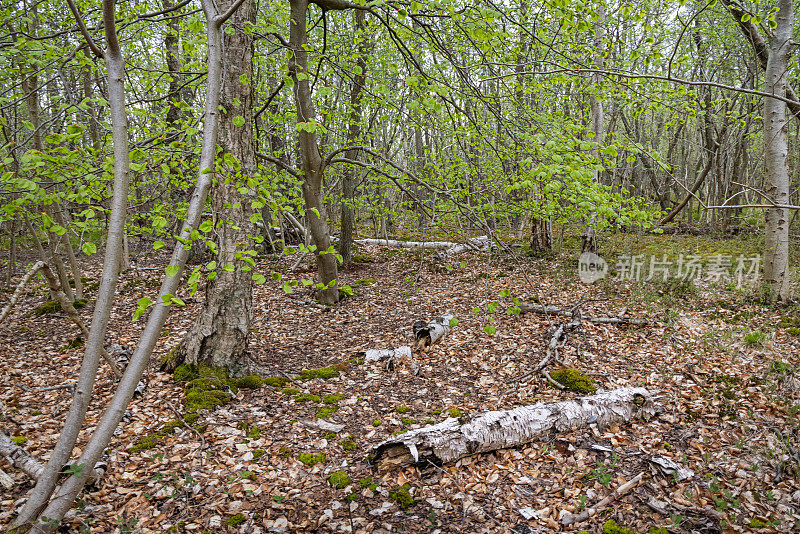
[763,0,794,301]
[18,1,238,527]
[339,9,368,265]
[583,2,605,253]
[289,0,338,305]
[178,0,256,375]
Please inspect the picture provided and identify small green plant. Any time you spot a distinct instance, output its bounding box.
[447,407,461,418]
[246,425,262,439]
[744,330,766,346]
[298,452,326,467]
[11,436,27,446]
[281,387,299,395]
[392,429,408,436]
[389,484,416,509]
[328,470,351,489]
[253,449,266,460]
[360,477,378,491]
[431,408,442,416]
[401,417,415,426]
[340,438,357,451]
[372,419,381,426]
[396,406,410,414]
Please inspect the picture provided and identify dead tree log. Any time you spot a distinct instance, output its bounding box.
[365,346,412,362]
[519,302,647,325]
[0,260,44,324]
[355,235,490,255]
[413,314,454,350]
[0,430,105,484]
[371,387,661,470]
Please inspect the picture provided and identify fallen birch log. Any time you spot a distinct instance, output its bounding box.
[365,346,412,362]
[0,260,45,324]
[519,302,647,325]
[413,314,454,350]
[0,430,105,483]
[355,235,491,255]
[371,387,661,470]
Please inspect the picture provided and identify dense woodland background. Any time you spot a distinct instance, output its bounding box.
[1,0,800,532]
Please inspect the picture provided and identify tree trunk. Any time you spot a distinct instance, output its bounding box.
[763,0,794,301]
[583,2,605,254]
[178,0,257,375]
[529,217,552,253]
[339,9,368,265]
[289,0,338,305]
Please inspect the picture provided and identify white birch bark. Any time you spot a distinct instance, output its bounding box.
[365,346,412,362]
[0,260,44,324]
[414,314,454,348]
[371,387,661,469]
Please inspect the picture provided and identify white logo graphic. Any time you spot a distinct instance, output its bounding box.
[578,252,608,284]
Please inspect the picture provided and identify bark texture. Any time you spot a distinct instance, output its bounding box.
[0,260,44,324]
[372,387,661,470]
[178,0,257,375]
[289,0,339,304]
[762,0,794,301]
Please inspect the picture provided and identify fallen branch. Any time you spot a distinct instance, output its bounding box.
[510,310,583,385]
[0,260,45,324]
[561,471,645,526]
[519,302,647,325]
[355,235,491,256]
[370,387,661,470]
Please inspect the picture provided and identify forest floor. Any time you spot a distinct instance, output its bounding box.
[1,232,799,533]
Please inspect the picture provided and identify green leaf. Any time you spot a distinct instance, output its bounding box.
[252,272,266,284]
[483,324,497,335]
[165,265,179,277]
[81,242,97,255]
[233,116,245,127]
[449,317,459,327]
[153,240,165,250]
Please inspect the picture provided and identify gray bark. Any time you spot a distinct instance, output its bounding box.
[0,260,44,324]
[177,0,256,375]
[763,0,794,301]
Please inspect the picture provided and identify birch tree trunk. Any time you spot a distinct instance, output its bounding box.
[582,2,605,254]
[177,0,256,376]
[763,0,794,301]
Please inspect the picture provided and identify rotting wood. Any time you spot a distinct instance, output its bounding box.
[518,302,647,325]
[413,314,454,351]
[370,387,662,470]
[0,260,45,324]
[364,346,411,363]
[561,471,644,526]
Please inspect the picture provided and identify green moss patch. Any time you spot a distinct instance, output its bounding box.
[236,375,264,389]
[128,417,198,454]
[389,484,415,509]
[323,394,343,404]
[602,520,634,534]
[253,449,266,460]
[226,514,246,527]
[360,477,378,491]
[297,365,343,381]
[295,392,321,403]
[396,406,410,414]
[328,471,351,489]
[62,336,84,351]
[550,368,597,394]
[316,406,339,418]
[447,407,461,418]
[264,376,289,387]
[35,298,88,316]
[340,439,357,451]
[11,436,27,446]
[298,452,326,467]
[281,387,300,395]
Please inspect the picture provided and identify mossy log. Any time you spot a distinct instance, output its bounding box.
[370,387,661,471]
